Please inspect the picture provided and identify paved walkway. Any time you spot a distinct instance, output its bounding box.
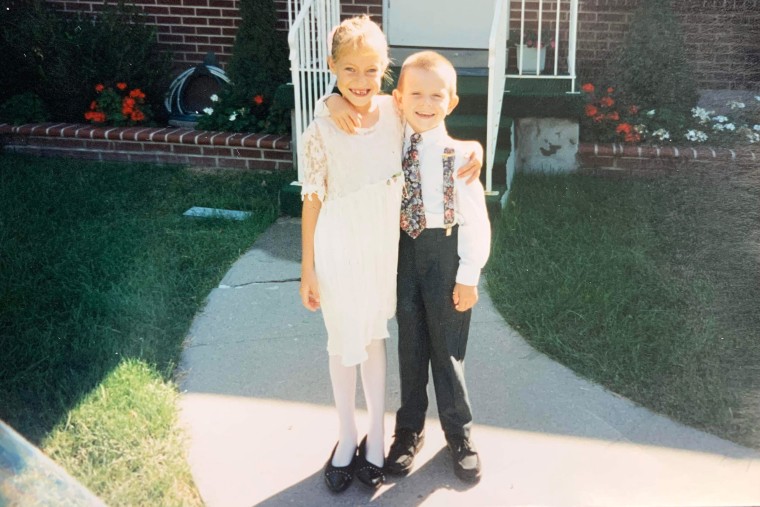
[178,217,760,507]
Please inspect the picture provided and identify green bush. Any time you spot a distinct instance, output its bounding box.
[609,0,697,120]
[198,0,290,133]
[0,92,49,125]
[2,0,171,123]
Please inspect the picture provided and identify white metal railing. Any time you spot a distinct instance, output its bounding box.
[486,0,509,195]
[509,0,579,92]
[288,0,339,180]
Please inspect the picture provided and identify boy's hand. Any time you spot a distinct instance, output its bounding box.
[300,269,321,311]
[326,95,361,134]
[456,140,484,184]
[452,283,478,312]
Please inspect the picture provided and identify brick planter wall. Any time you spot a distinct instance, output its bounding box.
[0,123,292,172]
[5,122,758,177]
[578,142,760,174]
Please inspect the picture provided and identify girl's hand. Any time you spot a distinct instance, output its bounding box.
[457,141,484,184]
[326,95,361,134]
[452,283,478,312]
[300,269,321,311]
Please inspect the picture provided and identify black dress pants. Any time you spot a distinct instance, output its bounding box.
[395,226,473,440]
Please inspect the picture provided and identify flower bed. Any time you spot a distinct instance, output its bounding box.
[0,122,292,172]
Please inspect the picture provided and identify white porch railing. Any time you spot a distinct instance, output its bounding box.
[509,0,579,92]
[486,0,510,195]
[287,0,340,181]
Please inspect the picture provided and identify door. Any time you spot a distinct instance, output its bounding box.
[384,0,497,49]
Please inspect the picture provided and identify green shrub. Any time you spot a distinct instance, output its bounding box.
[2,1,171,123]
[198,0,290,133]
[609,0,697,120]
[0,93,49,124]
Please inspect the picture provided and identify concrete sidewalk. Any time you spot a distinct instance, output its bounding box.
[178,217,760,507]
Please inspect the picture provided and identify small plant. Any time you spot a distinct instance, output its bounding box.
[0,92,48,124]
[195,90,267,132]
[580,83,642,143]
[84,82,150,126]
[509,29,556,49]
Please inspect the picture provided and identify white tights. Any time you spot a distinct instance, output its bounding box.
[329,338,386,467]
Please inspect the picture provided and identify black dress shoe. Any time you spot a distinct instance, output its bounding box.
[385,428,424,476]
[323,442,356,493]
[446,435,481,483]
[355,436,385,488]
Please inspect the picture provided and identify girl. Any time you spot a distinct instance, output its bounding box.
[299,15,402,493]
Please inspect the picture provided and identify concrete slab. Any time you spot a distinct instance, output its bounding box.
[178,217,760,507]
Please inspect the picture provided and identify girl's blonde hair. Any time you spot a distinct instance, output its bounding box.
[329,15,389,68]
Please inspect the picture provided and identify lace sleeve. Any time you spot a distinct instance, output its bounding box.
[301,123,328,202]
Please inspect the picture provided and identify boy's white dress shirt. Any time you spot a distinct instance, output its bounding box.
[403,123,491,286]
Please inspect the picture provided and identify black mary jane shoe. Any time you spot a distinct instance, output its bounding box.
[355,436,385,488]
[324,442,357,493]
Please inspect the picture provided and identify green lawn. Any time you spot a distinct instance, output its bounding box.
[487,167,760,448]
[0,153,293,505]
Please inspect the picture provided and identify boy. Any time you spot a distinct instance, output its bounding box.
[387,51,490,483]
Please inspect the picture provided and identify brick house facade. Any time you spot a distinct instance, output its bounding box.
[47,0,760,91]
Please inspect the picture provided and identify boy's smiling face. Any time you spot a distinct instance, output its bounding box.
[393,66,459,133]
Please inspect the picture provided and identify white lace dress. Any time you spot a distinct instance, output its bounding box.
[301,95,404,366]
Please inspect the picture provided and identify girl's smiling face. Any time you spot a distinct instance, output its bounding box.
[328,45,386,114]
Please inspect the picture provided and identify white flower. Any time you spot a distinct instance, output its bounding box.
[753,124,760,132]
[712,123,725,131]
[749,133,760,143]
[755,96,760,102]
[713,115,728,123]
[728,101,745,109]
[635,124,649,135]
[210,94,220,102]
[691,107,712,123]
[646,109,656,117]
[652,128,670,141]
[229,112,238,121]
[203,107,214,115]
[724,123,736,131]
[685,130,708,142]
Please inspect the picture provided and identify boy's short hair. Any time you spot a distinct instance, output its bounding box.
[397,51,458,96]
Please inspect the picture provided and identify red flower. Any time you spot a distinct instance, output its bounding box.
[122,97,136,116]
[606,111,620,121]
[616,123,633,135]
[130,110,145,122]
[253,94,264,106]
[600,96,615,108]
[116,82,128,91]
[95,84,105,93]
[629,105,639,115]
[129,88,146,99]
[89,101,97,111]
[593,114,605,123]
[84,111,106,123]
[607,87,614,94]
[581,83,594,93]
[585,104,598,117]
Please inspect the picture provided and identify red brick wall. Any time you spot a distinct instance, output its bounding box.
[576,0,760,90]
[47,0,382,72]
[47,0,758,89]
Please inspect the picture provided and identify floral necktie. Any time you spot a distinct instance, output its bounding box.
[442,147,456,228]
[401,133,425,238]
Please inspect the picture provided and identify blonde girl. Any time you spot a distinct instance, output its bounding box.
[299,15,402,493]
